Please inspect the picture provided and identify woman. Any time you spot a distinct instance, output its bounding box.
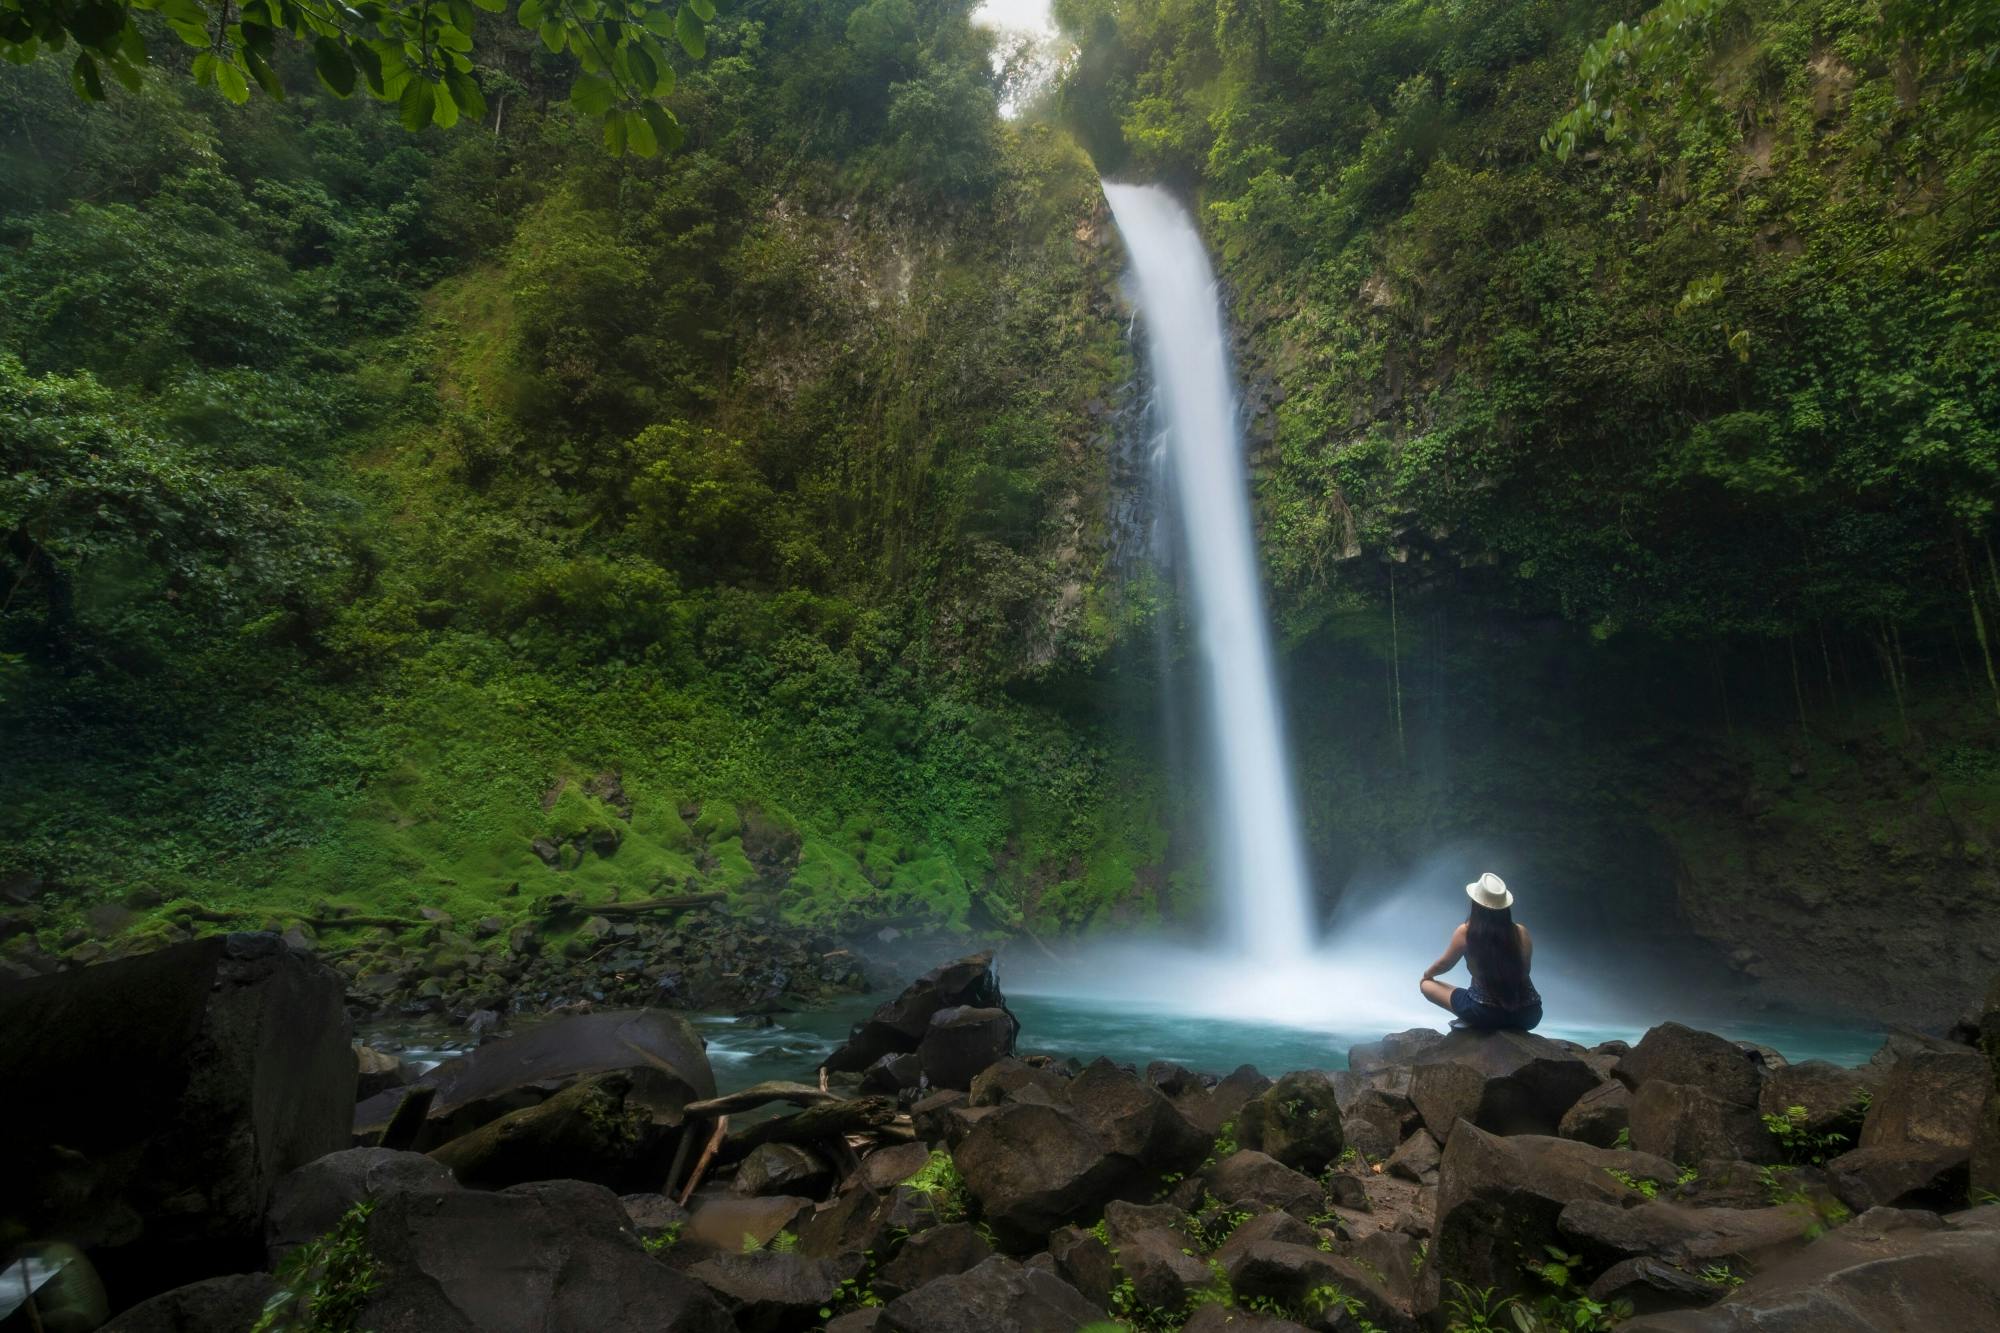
[1419,871,1543,1031]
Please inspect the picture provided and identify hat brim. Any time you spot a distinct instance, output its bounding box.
[1465,883,1514,910]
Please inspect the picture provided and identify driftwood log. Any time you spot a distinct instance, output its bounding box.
[720,1096,897,1161]
[683,1081,841,1117]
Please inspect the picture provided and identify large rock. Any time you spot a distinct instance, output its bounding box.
[427,1071,669,1191]
[733,1143,834,1199]
[99,1274,276,1333]
[1408,1029,1599,1141]
[1756,1061,1872,1140]
[1223,1241,1416,1332]
[352,1008,713,1148]
[1205,1150,1323,1217]
[1559,1081,1633,1149]
[266,1148,456,1264]
[1237,1071,1347,1174]
[968,1058,1067,1108]
[1344,1087,1420,1159]
[0,935,353,1306]
[952,1102,1134,1249]
[1629,1081,1779,1165]
[1857,1048,1986,1151]
[686,1195,815,1252]
[687,1251,848,1332]
[1556,1197,1817,1270]
[354,1178,733,1331]
[1617,1024,1764,1107]
[875,1222,994,1299]
[1349,1029,1448,1075]
[875,1255,1105,1333]
[1618,1209,2000,1331]
[1824,1143,1972,1211]
[1063,1058,1210,1175]
[917,1005,1018,1091]
[1428,1125,1679,1305]
[826,953,1006,1075]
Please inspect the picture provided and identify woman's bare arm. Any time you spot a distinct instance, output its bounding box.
[1423,923,1468,981]
[1519,924,1534,968]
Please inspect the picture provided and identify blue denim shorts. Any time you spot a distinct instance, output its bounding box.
[1450,987,1543,1031]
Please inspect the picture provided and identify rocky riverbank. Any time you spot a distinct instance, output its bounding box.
[4,940,1998,1331]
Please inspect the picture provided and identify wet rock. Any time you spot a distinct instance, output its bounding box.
[918,1005,1018,1091]
[1857,1049,1986,1152]
[1409,1029,1599,1141]
[875,1222,994,1299]
[1556,1198,1816,1270]
[1,935,353,1307]
[352,1008,712,1148]
[1238,1070,1347,1174]
[686,1195,815,1252]
[266,1148,456,1265]
[969,1057,1067,1107]
[1559,1081,1633,1148]
[427,1071,665,1191]
[1427,1125,1678,1305]
[851,1141,934,1193]
[1616,1211,2000,1331]
[354,1178,733,1332]
[687,1251,848,1332]
[910,1088,967,1143]
[356,1043,414,1099]
[619,1191,691,1243]
[862,1051,923,1095]
[826,953,1006,1074]
[1824,1143,1973,1211]
[1629,1081,1779,1165]
[1205,1150,1323,1217]
[734,1143,834,1199]
[1048,1224,1118,1306]
[876,1256,1104,1333]
[953,1101,1134,1249]
[1120,1226,1216,1312]
[1387,1129,1441,1183]
[1756,1061,1872,1139]
[100,1274,276,1333]
[1064,1057,1211,1175]
[1617,1023,1765,1107]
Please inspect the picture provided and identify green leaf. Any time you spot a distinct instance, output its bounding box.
[214,56,250,103]
[398,75,434,129]
[603,107,628,154]
[640,101,681,153]
[568,73,615,116]
[313,37,356,96]
[688,0,715,20]
[191,50,217,86]
[431,82,459,128]
[625,105,657,156]
[244,47,284,99]
[517,0,545,25]
[70,51,105,101]
[444,67,486,122]
[349,39,384,95]
[674,6,705,59]
[470,0,506,10]
[539,20,566,52]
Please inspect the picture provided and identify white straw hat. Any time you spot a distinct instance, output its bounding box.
[1465,872,1513,910]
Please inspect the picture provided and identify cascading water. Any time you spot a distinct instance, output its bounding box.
[1102,182,1316,960]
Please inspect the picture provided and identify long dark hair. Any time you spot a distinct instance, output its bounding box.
[1465,902,1533,1008]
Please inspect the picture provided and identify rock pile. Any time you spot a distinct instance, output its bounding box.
[13,946,2000,1331]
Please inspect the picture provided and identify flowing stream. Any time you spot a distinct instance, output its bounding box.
[1102,182,1316,959]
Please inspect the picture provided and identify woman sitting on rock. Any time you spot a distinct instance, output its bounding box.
[1418,872,1544,1031]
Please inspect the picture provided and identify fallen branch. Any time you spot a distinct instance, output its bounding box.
[677,1115,729,1206]
[683,1080,841,1117]
[722,1097,896,1160]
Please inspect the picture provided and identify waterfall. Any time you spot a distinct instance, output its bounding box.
[1103,182,1316,960]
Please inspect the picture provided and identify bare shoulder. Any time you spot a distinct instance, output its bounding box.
[1452,922,1469,943]
[1518,923,1534,948]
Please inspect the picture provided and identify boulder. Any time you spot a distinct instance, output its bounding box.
[266,1148,456,1264]
[1047,1224,1118,1307]
[734,1143,834,1199]
[426,1071,667,1191]
[1212,1210,1319,1268]
[1585,1257,1733,1316]
[1223,1241,1414,1332]
[1181,1064,1274,1136]
[1617,1211,2000,1331]
[0,935,353,1306]
[875,1255,1105,1333]
[1119,1226,1217,1313]
[1857,1049,1986,1151]
[826,953,1006,1074]
[99,1274,276,1333]
[862,1052,923,1095]
[357,1044,415,1099]
[968,1058,1067,1108]
[910,1089,967,1143]
[1344,1087,1420,1160]
[1063,1058,1210,1175]
[1555,1198,1817,1270]
[953,1102,1134,1249]
[1629,1082,1779,1165]
[1205,1150,1323,1218]
[1617,1024,1764,1107]
[619,1191,691,1243]
[918,1006,1018,1092]
[687,1251,848,1332]
[1755,1061,1872,1140]
[1559,1081,1633,1149]
[851,1141,933,1193]
[1100,1198,1187,1251]
[354,1178,733,1332]
[797,1185,938,1262]
[1409,1029,1599,1141]
[352,1008,713,1148]
[1427,1125,1679,1304]
[686,1196,815,1252]
[875,1222,994,1299]
[1824,1143,1972,1211]
[1349,1029,1448,1075]
[1237,1071,1347,1174]
[1387,1130,1441,1183]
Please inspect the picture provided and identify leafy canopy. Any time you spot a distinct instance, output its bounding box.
[0,0,723,154]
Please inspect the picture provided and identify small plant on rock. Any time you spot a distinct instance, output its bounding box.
[253,1202,377,1333]
[641,1222,683,1254]
[902,1148,971,1222]
[1761,1101,1864,1166]
[1516,1246,1631,1332]
[1442,1281,1519,1332]
[1603,1167,1660,1199]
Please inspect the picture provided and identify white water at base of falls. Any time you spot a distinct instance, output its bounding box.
[1103,181,1316,960]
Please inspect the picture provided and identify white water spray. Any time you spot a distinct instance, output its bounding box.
[1103,182,1315,960]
